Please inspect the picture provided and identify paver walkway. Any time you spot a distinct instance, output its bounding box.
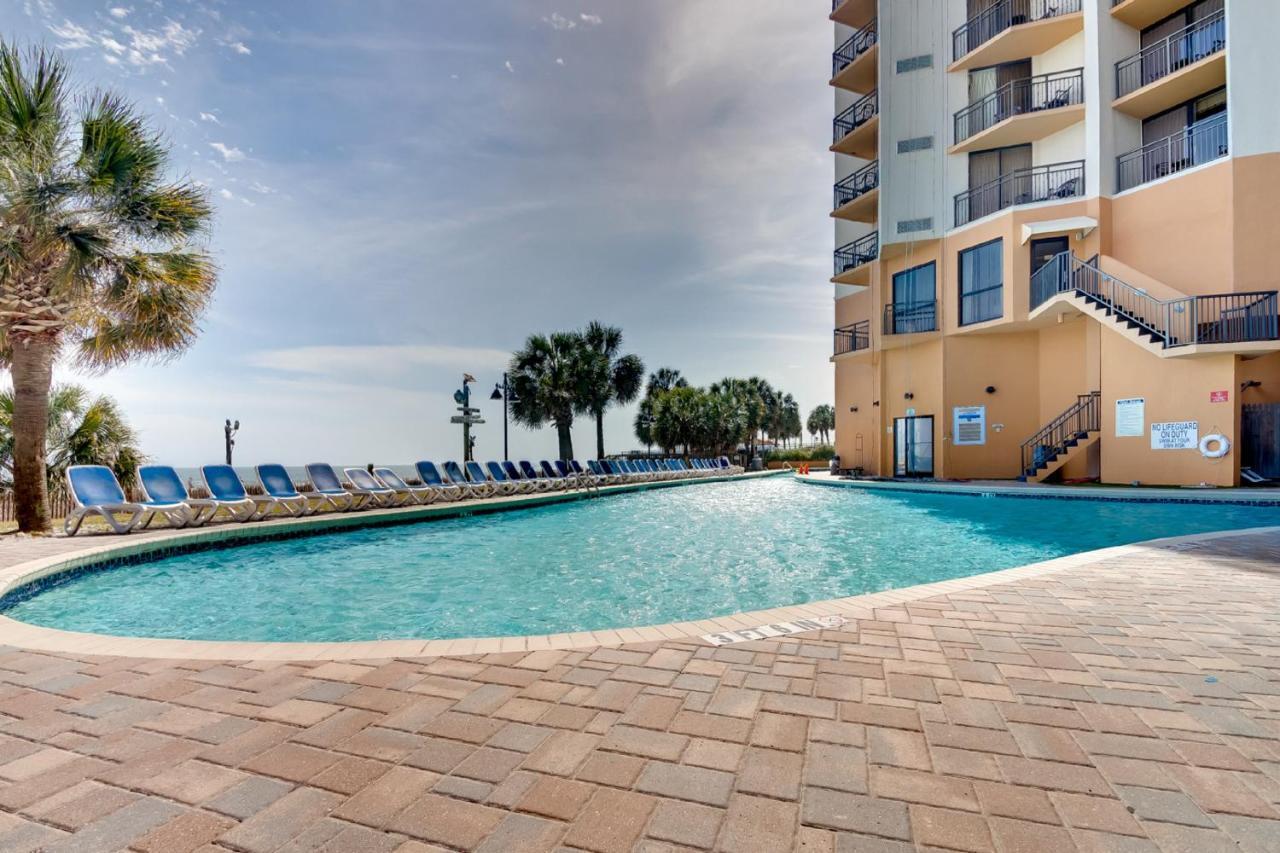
[0,529,1277,851]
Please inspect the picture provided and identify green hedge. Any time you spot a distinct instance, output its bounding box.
[766,445,835,462]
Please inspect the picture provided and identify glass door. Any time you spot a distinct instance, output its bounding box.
[894,416,935,477]
[1030,236,1069,278]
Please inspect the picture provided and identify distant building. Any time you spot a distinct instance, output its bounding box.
[829,0,1280,485]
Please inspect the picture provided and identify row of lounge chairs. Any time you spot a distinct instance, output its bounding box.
[63,456,745,536]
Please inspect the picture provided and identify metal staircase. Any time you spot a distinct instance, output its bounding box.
[1031,253,1279,349]
[1019,391,1100,482]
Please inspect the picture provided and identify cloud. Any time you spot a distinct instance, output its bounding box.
[227,41,251,55]
[120,19,199,66]
[100,36,126,54]
[199,112,221,124]
[543,12,576,31]
[555,57,564,65]
[209,142,246,161]
[504,60,514,73]
[48,20,94,50]
[248,344,511,377]
[218,188,255,207]
[248,181,276,195]
[580,13,603,25]
[109,7,129,18]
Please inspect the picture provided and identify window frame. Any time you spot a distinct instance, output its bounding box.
[958,237,1004,327]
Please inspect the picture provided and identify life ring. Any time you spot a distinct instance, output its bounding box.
[1199,434,1230,459]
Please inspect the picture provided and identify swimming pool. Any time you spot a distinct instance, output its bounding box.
[3,478,1276,642]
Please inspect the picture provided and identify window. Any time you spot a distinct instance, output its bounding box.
[891,263,937,334]
[959,239,1003,325]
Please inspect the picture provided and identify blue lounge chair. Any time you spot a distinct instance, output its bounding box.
[256,464,323,516]
[344,468,403,507]
[138,465,219,526]
[524,460,570,490]
[462,460,509,496]
[445,460,492,499]
[306,463,373,510]
[416,461,464,502]
[65,465,187,536]
[503,461,548,492]
[486,461,535,494]
[374,467,438,504]
[202,464,295,521]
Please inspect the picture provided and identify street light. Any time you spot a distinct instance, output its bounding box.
[491,373,520,461]
[224,419,240,465]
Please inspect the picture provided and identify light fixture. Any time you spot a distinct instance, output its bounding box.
[1242,380,1262,391]
[872,400,880,407]
[904,392,914,400]
[850,406,858,413]
[985,385,997,394]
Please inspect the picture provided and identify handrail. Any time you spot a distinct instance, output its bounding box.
[954,160,1083,226]
[1031,253,1280,348]
[1116,10,1224,98]
[882,300,938,335]
[834,160,879,209]
[834,231,879,276]
[954,68,1084,143]
[834,320,870,355]
[953,0,1082,62]
[833,90,878,144]
[1020,391,1099,477]
[1116,113,1227,192]
[833,19,877,78]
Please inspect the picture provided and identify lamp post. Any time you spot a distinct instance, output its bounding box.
[224,419,239,465]
[637,412,654,456]
[451,375,484,462]
[490,373,519,461]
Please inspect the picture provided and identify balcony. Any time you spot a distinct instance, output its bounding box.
[830,0,875,29]
[1116,113,1227,192]
[831,20,878,93]
[951,0,1083,72]
[952,69,1084,153]
[883,301,938,336]
[955,160,1084,227]
[831,91,879,159]
[832,160,879,223]
[834,320,870,356]
[1114,12,1225,119]
[1111,0,1198,31]
[833,231,879,285]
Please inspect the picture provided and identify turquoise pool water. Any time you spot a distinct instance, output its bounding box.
[4,478,1277,642]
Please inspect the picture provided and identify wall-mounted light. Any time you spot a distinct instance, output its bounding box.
[1242,380,1262,391]
[985,385,997,394]
[904,392,914,400]
[849,405,858,413]
[872,400,880,407]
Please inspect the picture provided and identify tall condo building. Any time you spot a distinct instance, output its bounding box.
[829,0,1280,485]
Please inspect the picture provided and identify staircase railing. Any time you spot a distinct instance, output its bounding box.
[1030,252,1280,348]
[1020,391,1100,477]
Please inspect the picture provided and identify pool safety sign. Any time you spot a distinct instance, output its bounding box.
[702,615,848,646]
[1151,420,1199,450]
[1116,397,1144,437]
[953,406,986,446]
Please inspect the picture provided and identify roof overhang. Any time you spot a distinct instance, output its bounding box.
[1021,215,1097,245]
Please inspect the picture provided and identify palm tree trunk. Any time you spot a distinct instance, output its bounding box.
[11,333,57,533]
[556,419,574,462]
[595,410,605,460]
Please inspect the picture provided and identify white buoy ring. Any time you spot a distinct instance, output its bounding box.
[1199,434,1231,459]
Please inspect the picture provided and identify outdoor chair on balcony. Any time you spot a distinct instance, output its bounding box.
[138,464,220,526]
[416,461,465,501]
[1051,176,1082,198]
[65,465,188,536]
[1040,88,1073,111]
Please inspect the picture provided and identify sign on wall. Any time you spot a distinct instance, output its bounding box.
[953,406,986,446]
[1210,390,1229,403]
[1116,398,1144,437]
[1151,420,1199,450]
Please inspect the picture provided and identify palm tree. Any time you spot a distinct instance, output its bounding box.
[581,322,644,459]
[807,404,835,444]
[646,367,687,398]
[0,45,216,531]
[509,331,592,461]
[0,384,142,498]
[652,386,703,457]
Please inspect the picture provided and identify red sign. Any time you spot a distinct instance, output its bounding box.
[1210,390,1229,403]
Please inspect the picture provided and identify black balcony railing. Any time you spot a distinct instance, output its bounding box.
[834,320,870,355]
[1117,113,1227,192]
[953,0,1082,62]
[1031,252,1280,348]
[1116,10,1224,98]
[883,301,938,335]
[955,160,1084,227]
[833,19,877,78]
[834,160,879,210]
[833,90,878,144]
[834,231,879,276]
[954,68,1084,143]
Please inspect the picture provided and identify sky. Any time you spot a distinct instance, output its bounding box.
[8,0,835,465]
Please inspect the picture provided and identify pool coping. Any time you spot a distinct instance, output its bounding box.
[0,472,1274,661]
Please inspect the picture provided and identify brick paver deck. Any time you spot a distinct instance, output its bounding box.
[0,528,1277,851]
